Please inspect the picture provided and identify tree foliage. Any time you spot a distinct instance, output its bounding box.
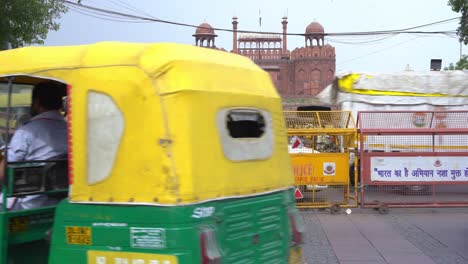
[0,0,68,50]
[448,0,468,44]
[444,54,468,70]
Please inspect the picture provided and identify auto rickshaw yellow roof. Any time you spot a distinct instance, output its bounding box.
[0,42,278,98]
[0,42,293,205]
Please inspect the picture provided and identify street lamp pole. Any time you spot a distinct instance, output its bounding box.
[460,41,463,61]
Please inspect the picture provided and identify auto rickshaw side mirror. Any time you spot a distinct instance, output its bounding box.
[62,96,67,115]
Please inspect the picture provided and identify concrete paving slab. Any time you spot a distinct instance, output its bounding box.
[318,214,386,263]
[300,208,468,264]
[398,212,468,262]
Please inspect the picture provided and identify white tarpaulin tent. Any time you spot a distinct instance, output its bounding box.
[317,70,468,114]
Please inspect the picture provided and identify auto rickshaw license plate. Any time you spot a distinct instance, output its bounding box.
[66,226,92,245]
[87,250,178,264]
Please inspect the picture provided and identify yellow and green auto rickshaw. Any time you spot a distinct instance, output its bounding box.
[0,42,303,263]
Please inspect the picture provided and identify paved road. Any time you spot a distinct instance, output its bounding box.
[300,208,468,264]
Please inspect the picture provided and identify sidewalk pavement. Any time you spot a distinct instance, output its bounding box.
[300,208,468,264]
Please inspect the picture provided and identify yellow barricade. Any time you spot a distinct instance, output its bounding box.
[284,111,358,212]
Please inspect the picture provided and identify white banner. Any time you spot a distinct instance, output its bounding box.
[370,156,468,182]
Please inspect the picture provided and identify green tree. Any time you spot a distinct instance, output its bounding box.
[0,0,68,50]
[448,0,468,44]
[444,54,468,70]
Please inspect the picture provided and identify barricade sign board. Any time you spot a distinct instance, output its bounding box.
[371,156,468,182]
[291,153,349,185]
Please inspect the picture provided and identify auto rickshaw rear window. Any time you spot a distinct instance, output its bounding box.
[226,110,266,138]
[216,108,274,162]
[87,91,124,185]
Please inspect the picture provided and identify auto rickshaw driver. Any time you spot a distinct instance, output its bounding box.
[0,80,67,210]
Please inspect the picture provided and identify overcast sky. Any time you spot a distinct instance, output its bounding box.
[44,0,464,73]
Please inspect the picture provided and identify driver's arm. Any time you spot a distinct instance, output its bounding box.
[9,129,29,161]
[0,129,30,180]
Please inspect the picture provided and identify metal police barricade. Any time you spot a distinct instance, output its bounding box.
[284,111,358,214]
[358,111,468,214]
